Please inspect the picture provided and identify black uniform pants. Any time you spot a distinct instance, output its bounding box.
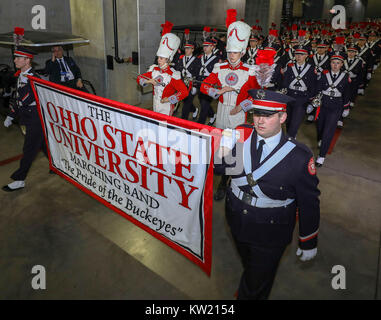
[317,105,342,158]
[286,96,309,138]
[233,237,286,300]
[197,92,214,125]
[11,110,48,181]
[181,92,196,120]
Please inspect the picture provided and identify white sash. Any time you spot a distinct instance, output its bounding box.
[313,55,328,71]
[289,64,311,92]
[199,54,218,77]
[344,58,360,75]
[182,55,195,78]
[322,72,345,97]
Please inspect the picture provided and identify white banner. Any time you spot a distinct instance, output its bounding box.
[31,78,214,274]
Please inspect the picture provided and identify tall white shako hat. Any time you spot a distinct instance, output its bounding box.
[225,9,251,54]
[156,21,180,61]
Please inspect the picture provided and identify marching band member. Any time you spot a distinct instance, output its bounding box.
[3,47,48,192]
[314,55,351,167]
[137,24,188,116]
[281,45,317,138]
[215,89,320,299]
[175,40,201,120]
[200,9,260,201]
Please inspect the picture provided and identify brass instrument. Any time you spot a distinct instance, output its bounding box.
[312,92,323,108]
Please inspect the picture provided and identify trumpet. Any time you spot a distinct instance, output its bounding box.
[312,92,323,108]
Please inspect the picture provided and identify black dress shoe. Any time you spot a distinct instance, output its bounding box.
[214,188,226,201]
[315,161,322,168]
[2,185,24,192]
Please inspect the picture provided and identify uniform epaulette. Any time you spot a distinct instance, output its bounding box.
[197,54,202,58]
[322,69,329,74]
[148,64,158,72]
[243,63,255,70]
[288,62,294,67]
[180,55,185,59]
[170,68,181,80]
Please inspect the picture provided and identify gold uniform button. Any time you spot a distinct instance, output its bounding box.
[243,209,248,215]
[270,220,274,224]
[280,186,283,190]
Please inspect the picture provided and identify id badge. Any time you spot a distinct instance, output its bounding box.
[60,71,67,82]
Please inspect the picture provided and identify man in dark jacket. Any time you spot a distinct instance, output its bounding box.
[45,46,84,90]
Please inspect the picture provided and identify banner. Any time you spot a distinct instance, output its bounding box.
[30,77,217,275]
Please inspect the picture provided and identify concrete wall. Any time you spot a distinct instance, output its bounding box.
[245,0,270,34]
[165,0,246,26]
[70,0,106,97]
[138,0,165,74]
[322,0,335,20]
[345,0,366,22]
[0,0,71,68]
[302,0,325,20]
[268,0,283,32]
[103,0,139,105]
[366,0,381,18]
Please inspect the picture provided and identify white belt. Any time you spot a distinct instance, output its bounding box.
[231,183,294,208]
[322,89,342,97]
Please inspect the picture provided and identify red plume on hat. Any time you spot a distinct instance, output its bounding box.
[322,29,327,35]
[353,32,360,39]
[14,27,24,36]
[298,29,306,37]
[13,27,24,46]
[313,29,319,34]
[335,36,345,44]
[255,49,276,65]
[292,24,298,31]
[269,29,278,37]
[161,21,173,36]
[184,28,190,41]
[256,19,259,23]
[226,9,237,28]
[203,26,211,32]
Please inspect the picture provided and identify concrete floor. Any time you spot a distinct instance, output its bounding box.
[0,70,380,300]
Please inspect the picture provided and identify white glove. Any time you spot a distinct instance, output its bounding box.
[4,116,13,128]
[306,104,314,114]
[357,88,364,95]
[191,87,197,95]
[296,247,317,261]
[367,72,372,80]
[342,109,350,118]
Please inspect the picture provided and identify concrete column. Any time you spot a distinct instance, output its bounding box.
[103,0,139,105]
[70,0,107,97]
[322,0,335,20]
[268,0,283,31]
[138,0,165,74]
